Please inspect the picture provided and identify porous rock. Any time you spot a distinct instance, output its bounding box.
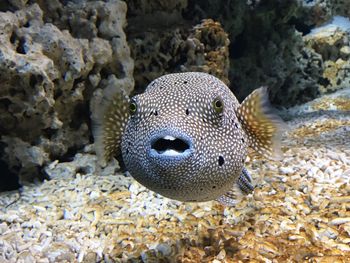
[181,19,230,85]
[300,0,350,25]
[128,0,350,106]
[304,17,350,94]
[0,1,134,182]
[185,0,324,106]
[128,16,230,93]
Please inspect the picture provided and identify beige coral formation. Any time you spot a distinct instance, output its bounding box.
[304,25,350,94]
[182,19,230,85]
[129,18,230,92]
[1,89,349,262]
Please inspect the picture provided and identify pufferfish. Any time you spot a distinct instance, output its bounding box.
[93,72,286,206]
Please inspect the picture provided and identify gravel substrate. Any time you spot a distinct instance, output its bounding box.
[1,89,350,262]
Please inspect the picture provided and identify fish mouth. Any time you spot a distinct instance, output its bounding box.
[150,133,193,158]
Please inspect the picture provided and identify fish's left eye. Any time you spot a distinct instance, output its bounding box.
[129,100,137,115]
[213,98,224,113]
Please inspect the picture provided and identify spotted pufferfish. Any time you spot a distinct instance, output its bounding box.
[93,72,286,206]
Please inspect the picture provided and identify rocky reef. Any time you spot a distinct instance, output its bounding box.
[0,0,349,196]
[0,1,134,183]
[127,0,348,105]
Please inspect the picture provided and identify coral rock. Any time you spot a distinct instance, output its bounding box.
[0,1,134,182]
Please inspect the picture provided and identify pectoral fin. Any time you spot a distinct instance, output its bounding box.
[216,167,254,206]
[237,167,254,194]
[236,87,288,160]
[92,89,130,166]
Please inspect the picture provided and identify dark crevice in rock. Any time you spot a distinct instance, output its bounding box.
[42,128,57,140]
[0,158,21,192]
[53,146,78,163]
[0,1,18,12]
[29,74,44,88]
[288,16,314,35]
[69,102,89,129]
[10,31,17,44]
[319,77,330,87]
[100,68,113,81]
[16,37,27,54]
[10,32,27,54]
[230,32,246,59]
[95,15,102,31]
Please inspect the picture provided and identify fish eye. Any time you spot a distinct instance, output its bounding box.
[213,98,224,113]
[129,100,137,115]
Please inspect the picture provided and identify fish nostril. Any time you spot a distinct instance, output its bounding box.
[152,137,190,153]
[218,156,225,166]
[185,109,189,115]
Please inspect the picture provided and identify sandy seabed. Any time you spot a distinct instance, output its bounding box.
[1,89,350,263]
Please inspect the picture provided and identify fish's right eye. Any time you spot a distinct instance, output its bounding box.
[129,100,137,115]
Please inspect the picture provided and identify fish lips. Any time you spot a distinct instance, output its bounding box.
[148,130,194,160]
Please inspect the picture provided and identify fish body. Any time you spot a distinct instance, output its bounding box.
[94,72,286,205]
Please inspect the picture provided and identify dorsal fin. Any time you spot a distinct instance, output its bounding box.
[236,87,288,160]
[92,89,130,166]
